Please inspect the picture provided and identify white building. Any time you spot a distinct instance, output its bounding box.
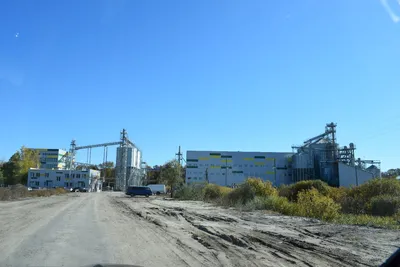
[186,151,293,186]
[27,168,102,191]
[31,148,68,170]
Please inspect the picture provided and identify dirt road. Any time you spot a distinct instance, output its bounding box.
[0,192,398,267]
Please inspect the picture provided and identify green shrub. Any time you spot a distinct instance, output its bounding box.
[339,196,366,214]
[174,184,205,200]
[327,186,348,203]
[203,184,232,201]
[245,178,277,197]
[347,178,400,203]
[222,183,255,206]
[263,195,299,216]
[278,180,330,202]
[368,195,400,216]
[297,188,341,221]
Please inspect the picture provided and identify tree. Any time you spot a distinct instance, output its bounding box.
[161,159,184,197]
[2,147,39,185]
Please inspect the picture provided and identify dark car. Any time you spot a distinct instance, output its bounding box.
[126,186,152,197]
[71,187,87,192]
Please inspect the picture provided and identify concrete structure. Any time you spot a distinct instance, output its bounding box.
[31,148,67,170]
[185,151,293,186]
[115,146,145,191]
[27,168,102,191]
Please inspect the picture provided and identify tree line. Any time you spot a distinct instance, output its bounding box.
[0,147,40,186]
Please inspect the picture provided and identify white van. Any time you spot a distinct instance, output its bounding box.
[147,184,166,195]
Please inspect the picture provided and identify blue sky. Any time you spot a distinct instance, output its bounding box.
[0,0,399,170]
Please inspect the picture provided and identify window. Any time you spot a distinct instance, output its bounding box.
[65,173,69,178]
[45,173,49,178]
[56,176,61,181]
[35,181,39,186]
[250,165,253,167]
[244,164,248,167]
[30,172,34,177]
[76,174,81,178]
[72,174,75,178]
[83,174,86,178]
[36,173,40,177]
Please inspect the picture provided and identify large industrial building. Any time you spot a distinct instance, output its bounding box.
[30,148,67,170]
[186,123,381,188]
[186,151,293,186]
[27,169,102,191]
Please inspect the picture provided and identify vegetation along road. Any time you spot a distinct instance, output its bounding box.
[0,192,398,267]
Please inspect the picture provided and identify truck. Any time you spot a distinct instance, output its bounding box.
[147,184,166,195]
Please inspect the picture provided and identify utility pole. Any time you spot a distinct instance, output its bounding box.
[176,146,183,166]
[205,168,209,184]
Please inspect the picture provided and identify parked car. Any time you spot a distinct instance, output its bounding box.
[125,186,152,197]
[71,187,87,192]
[147,184,166,195]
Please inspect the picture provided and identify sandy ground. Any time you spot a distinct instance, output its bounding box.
[0,192,398,267]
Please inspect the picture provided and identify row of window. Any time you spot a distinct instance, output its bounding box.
[45,158,59,162]
[30,173,87,179]
[187,164,269,168]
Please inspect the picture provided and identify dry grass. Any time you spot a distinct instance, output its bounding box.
[0,185,68,201]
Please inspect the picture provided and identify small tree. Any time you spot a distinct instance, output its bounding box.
[161,159,184,197]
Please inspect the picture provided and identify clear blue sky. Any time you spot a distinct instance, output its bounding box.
[1,0,399,170]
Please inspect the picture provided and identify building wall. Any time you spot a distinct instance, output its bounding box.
[338,162,376,187]
[33,148,67,170]
[27,169,101,190]
[185,151,293,186]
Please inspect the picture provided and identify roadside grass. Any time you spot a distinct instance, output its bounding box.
[0,185,68,201]
[174,178,400,229]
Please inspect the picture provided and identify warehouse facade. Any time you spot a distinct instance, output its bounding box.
[27,169,102,191]
[185,151,293,186]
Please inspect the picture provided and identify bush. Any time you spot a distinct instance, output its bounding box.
[263,195,299,216]
[203,184,232,201]
[10,184,29,199]
[368,195,400,216]
[0,188,12,201]
[174,184,205,200]
[339,196,366,214]
[245,178,278,197]
[327,186,349,203]
[296,188,341,221]
[347,178,400,203]
[278,180,330,202]
[222,183,255,206]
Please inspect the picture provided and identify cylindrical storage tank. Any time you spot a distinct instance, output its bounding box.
[137,150,141,168]
[292,153,309,169]
[132,147,137,168]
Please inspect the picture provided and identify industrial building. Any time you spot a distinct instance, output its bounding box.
[27,169,102,191]
[31,148,67,170]
[186,123,381,188]
[186,151,293,186]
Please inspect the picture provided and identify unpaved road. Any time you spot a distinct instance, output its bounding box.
[0,192,398,267]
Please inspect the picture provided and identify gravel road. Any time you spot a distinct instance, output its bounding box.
[0,192,398,267]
